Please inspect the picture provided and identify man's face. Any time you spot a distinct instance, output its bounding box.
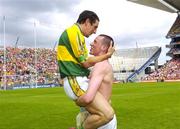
[90,36,103,56]
[84,19,99,37]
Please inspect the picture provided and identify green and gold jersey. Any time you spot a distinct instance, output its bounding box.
[57,23,90,78]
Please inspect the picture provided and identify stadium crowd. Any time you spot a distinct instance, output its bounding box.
[143,58,180,81]
[1,47,180,89]
[0,47,61,89]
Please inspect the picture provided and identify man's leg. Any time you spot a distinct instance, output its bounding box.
[83,92,114,129]
[77,112,117,129]
[76,108,89,129]
[98,114,117,129]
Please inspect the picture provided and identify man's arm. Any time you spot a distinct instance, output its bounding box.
[76,62,106,106]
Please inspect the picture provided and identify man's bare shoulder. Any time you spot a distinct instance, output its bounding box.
[94,60,112,71]
[94,60,107,66]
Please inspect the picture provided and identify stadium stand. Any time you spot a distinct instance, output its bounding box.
[0,45,161,89]
[143,58,180,81]
[0,47,62,89]
[127,0,180,13]
[143,14,180,82]
[127,0,180,82]
[110,46,161,82]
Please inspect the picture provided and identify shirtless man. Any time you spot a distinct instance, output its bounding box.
[76,34,117,129]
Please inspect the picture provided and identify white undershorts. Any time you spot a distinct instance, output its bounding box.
[63,76,89,100]
[98,114,117,129]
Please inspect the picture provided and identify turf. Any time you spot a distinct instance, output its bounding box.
[0,82,180,129]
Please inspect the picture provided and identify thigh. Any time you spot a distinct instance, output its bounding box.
[85,92,114,116]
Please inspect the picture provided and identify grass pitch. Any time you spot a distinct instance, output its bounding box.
[0,82,180,129]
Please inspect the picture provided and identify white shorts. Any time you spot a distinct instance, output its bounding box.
[63,76,89,100]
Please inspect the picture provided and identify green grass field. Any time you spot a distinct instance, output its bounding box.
[0,82,180,129]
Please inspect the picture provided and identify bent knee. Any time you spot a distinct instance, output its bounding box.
[104,109,114,122]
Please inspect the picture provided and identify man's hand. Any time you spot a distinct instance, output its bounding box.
[107,42,115,58]
[76,94,92,107]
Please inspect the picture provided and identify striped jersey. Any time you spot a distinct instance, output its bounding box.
[57,23,90,78]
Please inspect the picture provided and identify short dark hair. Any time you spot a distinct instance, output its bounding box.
[99,34,114,47]
[77,10,99,25]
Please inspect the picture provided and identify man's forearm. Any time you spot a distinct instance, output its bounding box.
[82,53,111,68]
[88,53,111,63]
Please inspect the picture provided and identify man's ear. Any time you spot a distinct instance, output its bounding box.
[101,45,108,52]
[85,18,90,25]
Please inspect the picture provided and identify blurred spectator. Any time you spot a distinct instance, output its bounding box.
[0,47,61,88]
[143,58,180,81]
